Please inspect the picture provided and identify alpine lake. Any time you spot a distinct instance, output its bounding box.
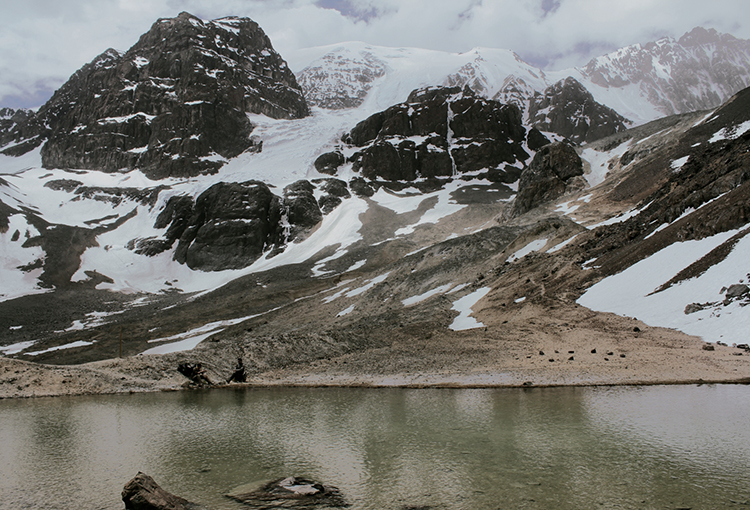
[1,384,749,510]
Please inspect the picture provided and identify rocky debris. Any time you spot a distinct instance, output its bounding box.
[528,77,631,144]
[226,476,348,508]
[314,151,345,175]
[297,47,386,109]
[510,142,583,216]
[177,362,213,386]
[342,86,528,182]
[3,12,308,179]
[123,472,209,510]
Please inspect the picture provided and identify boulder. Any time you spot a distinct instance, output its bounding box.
[349,177,375,197]
[314,151,345,175]
[526,128,552,151]
[122,472,208,510]
[725,284,749,299]
[283,180,323,239]
[314,178,351,214]
[226,476,347,508]
[511,142,583,216]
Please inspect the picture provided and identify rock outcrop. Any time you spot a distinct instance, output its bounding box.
[145,177,352,271]
[528,77,631,144]
[122,472,208,510]
[511,142,584,216]
[2,12,308,179]
[342,86,529,182]
[226,476,348,508]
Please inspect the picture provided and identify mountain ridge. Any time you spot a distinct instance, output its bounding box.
[1,14,749,395]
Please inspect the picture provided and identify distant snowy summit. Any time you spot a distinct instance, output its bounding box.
[295,27,750,125]
[0,12,307,179]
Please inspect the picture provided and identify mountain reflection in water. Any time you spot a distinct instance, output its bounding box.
[0,385,748,510]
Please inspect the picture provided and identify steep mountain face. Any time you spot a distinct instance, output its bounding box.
[2,15,750,390]
[1,12,308,179]
[527,77,632,144]
[580,27,750,116]
[343,86,528,182]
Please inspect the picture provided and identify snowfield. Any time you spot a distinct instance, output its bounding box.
[578,229,750,343]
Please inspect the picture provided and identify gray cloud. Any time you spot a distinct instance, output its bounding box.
[1,0,749,108]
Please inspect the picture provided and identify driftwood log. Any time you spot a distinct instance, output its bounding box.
[122,472,209,510]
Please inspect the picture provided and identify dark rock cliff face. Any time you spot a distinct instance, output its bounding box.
[342,86,530,182]
[144,177,352,271]
[511,142,583,216]
[0,107,47,156]
[2,12,308,179]
[528,77,631,144]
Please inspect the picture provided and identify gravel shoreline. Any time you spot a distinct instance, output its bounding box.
[3,304,749,399]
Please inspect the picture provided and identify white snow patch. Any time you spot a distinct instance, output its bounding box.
[578,228,748,343]
[546,234,579,253]
[402,283,453,306]
[449,286,491,331]
[345,260,366,272]
[337,304,355,317]
[345,272,390,297]
[0,340,37,355]
[709,120,750,144]
[670,156,690,172]
[507,238,547,262]
[580,141,631,187]
[25,340,95,356]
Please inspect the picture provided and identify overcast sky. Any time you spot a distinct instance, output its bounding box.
[1,0,749,109]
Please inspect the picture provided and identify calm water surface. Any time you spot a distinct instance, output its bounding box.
[1,385,749,510]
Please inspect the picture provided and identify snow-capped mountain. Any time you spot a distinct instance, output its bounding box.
[1,13,749,389]
[578,27,750,117]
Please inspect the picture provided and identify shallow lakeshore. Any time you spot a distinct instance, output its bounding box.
[3,303,749,399]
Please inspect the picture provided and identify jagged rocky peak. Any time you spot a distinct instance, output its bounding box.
[580,26,750,116]
[297,46,387,109]
[492,75,536,115]
[341,85,529,182]
[528,77,631,144]
[3,11,308,179]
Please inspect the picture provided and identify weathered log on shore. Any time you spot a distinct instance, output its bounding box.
[122,472,209,510]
